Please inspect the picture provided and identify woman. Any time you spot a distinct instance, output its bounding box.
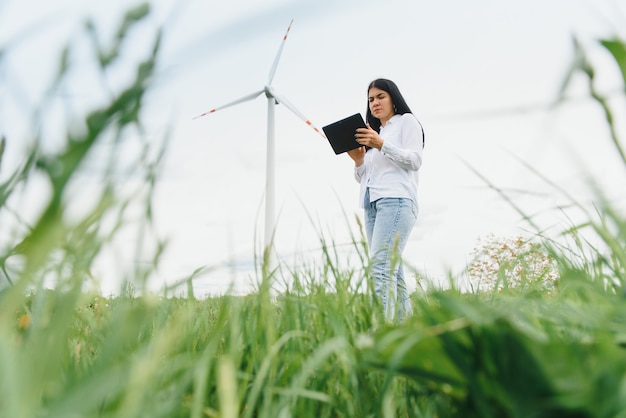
[347,78,424,323]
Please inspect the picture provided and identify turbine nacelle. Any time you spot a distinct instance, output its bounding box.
[264,85,276,102]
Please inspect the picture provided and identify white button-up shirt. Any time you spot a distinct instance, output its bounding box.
[354,113,424,208]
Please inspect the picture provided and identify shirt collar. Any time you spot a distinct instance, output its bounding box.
[381,114,401,129]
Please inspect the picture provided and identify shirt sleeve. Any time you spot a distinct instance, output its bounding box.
[380,115,424,171]
[354,163,365,183]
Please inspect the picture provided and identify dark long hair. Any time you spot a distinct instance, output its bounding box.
[366,79,412,133]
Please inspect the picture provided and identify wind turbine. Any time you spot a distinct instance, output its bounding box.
[193,19,325,255]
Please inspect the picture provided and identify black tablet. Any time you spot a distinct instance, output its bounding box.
[322,113,366,155]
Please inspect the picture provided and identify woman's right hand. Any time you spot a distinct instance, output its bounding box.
[347,146,365,167]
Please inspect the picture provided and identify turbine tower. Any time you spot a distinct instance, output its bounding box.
[194,19,324,256]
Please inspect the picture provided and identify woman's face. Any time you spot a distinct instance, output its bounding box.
[368,86,394,126]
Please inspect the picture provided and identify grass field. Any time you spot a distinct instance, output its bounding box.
[1,5,626,417]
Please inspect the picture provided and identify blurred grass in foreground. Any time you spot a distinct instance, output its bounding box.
[1,5,626,418]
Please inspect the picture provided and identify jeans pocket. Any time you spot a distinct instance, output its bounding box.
[405,198,417,219]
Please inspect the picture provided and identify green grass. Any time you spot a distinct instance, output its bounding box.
[1,5,626,417]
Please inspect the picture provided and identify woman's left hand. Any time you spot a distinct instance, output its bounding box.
[355,124,384,150]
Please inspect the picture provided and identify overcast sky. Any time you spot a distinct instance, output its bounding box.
[1,0,625,295]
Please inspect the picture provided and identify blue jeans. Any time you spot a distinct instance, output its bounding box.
[364,189,416,323]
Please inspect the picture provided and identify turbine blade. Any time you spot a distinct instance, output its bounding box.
[193,89,264,120]
[268,87,326,138]
[267,19,294,85]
